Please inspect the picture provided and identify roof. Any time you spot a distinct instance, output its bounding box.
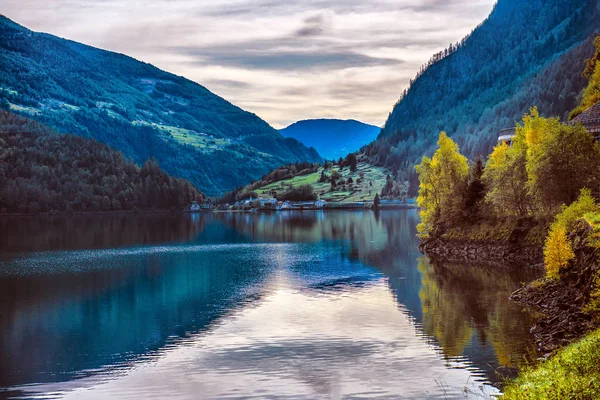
[572,102,600,123]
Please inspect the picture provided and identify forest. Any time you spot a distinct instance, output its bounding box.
[0,111,203,213]
[363,0,600,196]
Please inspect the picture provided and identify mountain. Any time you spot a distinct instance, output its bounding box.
[366,0,600,192]
[0,16,321,196]
[0,110,203,213]
[279,119,380,160]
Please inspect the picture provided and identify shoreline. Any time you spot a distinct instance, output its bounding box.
[419,236,544,267]
[419,221,600,356]
[0,205,418,218]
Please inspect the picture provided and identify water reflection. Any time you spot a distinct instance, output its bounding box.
[0,214,206,254]
[0,211,540,399]
[417,258,540,380]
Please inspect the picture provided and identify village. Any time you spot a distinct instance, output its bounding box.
[189,197,416,212]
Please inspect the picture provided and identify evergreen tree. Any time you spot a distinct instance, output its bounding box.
[463,156,486,218]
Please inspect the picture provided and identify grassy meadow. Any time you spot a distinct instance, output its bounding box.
[254,161,389,202]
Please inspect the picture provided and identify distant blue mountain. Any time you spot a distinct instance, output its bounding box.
[280,119,380,160]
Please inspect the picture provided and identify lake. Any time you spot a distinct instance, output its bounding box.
[0,210,540,399]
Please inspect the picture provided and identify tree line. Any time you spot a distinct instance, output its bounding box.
[0,111,203,213]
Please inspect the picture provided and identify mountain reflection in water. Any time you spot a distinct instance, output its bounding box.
[0,210,541,399]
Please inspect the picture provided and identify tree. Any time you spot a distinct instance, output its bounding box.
[543,189,597,279]
[570,36,600,119]
[415,132,469,236]
[527,121,600,211]
[373,193,380,208]
[463,156,485,218]
[544,225,574,279]
[345,153,358,172]
[318,169,328,183]
[102,195,111,210]
[483,126,532,217]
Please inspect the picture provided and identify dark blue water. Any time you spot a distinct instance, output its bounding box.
[0,210,540,399]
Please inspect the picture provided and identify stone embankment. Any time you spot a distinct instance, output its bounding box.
[419,237,543,267]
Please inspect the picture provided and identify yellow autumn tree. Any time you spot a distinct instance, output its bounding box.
[544,225,574,279]
[415,132,469,236]
[482,126,533,216]
[522,108,600,212]
[543,189,598,279]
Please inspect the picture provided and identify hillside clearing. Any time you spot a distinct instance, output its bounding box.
[254,161,389,203]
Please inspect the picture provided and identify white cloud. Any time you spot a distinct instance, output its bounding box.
[3,0,495,128]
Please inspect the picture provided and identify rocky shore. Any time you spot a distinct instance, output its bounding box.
[510,220,600,354]
[418,236,543,267]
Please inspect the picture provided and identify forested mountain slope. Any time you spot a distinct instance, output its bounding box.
[0,111,203,213]
[0,16,321,195]
[367,0,600,191]
[280,119,380,160]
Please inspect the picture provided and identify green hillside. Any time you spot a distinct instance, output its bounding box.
[0,16,321,195]
[238,159,389,203]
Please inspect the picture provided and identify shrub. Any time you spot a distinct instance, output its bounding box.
[583,275,600,321]
[544,225,574,279]
[554,188,598,233]
[276,185,317,202]
[543,189,598,279]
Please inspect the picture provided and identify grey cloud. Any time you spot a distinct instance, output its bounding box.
[326,78,409,100]
[180,48,401,71]
[295,14,329,37]
[204,78,253,90]
[201,0,482,19]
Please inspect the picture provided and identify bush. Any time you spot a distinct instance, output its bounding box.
[544,225,574,279]
[543,189,598,279]
[553,188,598,233]
[276,185,317,202]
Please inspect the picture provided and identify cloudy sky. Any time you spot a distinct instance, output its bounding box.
[4,0,495,128]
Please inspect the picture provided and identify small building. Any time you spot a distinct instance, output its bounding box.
[280,201,292,210]
[258,198,277,207]
[570,102,600,137]
[498,128,516,146]
[315,199,327,208]
[190,202,201,211]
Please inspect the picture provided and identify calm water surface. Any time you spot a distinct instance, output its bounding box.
[0,211,540,399]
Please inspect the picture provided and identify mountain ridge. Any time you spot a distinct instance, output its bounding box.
[365,0,600,193]
[0,15,321,195]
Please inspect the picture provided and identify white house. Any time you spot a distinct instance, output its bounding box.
[259,198,277,207]
[190,202,201,211]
